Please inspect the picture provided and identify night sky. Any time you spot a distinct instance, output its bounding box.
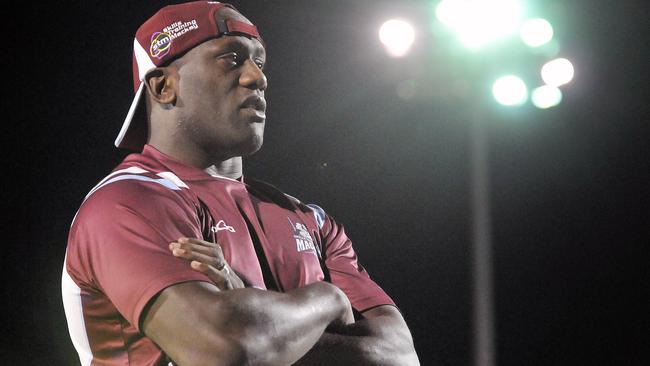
[6,0,648,365]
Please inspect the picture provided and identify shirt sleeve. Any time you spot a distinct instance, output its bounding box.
[314,206,396,312]
[66,179,212,331]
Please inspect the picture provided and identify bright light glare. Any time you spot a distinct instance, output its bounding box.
[520,18,554,47]
[379,19,416,57]
[541,58,575,86]
[531,85,563,109]
[436,0,523,49]
[436,0,466,27]
[492,75,528,106]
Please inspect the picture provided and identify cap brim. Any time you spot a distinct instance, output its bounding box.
[115,83,147,150]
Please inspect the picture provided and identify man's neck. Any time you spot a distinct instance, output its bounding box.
[204,156,243,180]
[148,140,244,180]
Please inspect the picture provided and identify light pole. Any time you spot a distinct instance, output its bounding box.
[379,2,573,364]
[470,104,495,366]
[433,2,572,365]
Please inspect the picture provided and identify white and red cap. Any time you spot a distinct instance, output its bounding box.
[115,1,263,150]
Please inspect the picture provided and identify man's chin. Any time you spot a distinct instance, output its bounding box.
[241,134,264,156]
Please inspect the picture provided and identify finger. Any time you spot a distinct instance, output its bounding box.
[191,261,233,290]
[215,265,245,289]
[177,237,219,248]
[169,240,223,258]
[191,261,246,290]
[170,241,224,261]
[172,238,217,251]
[172,249,227,270]
[170,242,222,257]
[228,271,245,289]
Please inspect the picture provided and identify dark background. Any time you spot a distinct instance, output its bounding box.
[5,0,648,365]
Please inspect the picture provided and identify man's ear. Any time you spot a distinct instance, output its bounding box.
[144,67,178,106]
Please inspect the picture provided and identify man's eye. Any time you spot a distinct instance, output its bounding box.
[218,52,241,66]
[255,58,265,70]
[218,52,265,70]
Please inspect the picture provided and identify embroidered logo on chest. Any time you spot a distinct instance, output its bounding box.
[288,218,316,254]
[211,220,236,233]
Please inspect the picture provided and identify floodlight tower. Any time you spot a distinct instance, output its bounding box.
[378,3,574,365]
[433,1,574,366]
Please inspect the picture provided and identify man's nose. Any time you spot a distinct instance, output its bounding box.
[239,59,267,91]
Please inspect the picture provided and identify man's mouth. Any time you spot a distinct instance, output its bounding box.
[240,94,266,113]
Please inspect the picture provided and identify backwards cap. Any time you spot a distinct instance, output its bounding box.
[115,1,263,150]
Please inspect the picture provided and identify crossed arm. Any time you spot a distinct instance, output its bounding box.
[292,305,419,366]
[142,238,419,366]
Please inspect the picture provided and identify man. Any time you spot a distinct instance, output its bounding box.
[62,2,419,365]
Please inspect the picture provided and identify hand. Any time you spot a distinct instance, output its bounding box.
[169,237,246,290]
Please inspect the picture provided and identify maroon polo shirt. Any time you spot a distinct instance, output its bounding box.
[63,145,394,365]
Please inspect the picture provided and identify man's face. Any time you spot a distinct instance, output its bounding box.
[171,10,267,160]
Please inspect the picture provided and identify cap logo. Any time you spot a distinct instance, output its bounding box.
[150,32,172,58]
[149,19,200,59]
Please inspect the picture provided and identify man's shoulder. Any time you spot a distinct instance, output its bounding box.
[73,159,197,226]
[87,165,189,201]
[245,177,327,229]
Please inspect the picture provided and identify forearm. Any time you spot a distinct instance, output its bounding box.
[144,281,348,366]
[218,282,349,364]
[293,307,419,366]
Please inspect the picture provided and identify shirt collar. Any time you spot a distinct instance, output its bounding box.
[141,144,245,183]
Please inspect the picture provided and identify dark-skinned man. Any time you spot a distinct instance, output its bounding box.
[62,2,419,365]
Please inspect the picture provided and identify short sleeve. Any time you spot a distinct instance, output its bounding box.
[66,180,212,331]
[317,210,395,312]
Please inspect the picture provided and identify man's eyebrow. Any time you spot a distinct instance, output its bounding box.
[213,37,266,58]
[254,43,266,59]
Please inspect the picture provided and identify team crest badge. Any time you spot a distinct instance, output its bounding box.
[288,218,317,255]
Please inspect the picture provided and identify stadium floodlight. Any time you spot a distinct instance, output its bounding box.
[379,19,416,57]
[531,85,563,109]
[492,75,528,106]
[520,18,554,47]
[436,0,467,28]
[541,58,574,86]
[435,0,523,50]
[434,4,573,366]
